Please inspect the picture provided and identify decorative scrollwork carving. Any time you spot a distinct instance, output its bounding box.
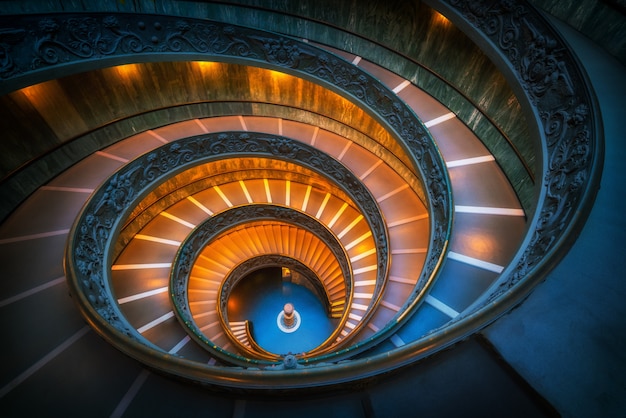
[447,0,597,305]
[69,132,400,351]
[249,35,304,67]
[50,12,453,379]
[1,13,450,240]
[170,204,353,328]
[53,1,600,387]
[0,28,26,77]
[10,13,449,316]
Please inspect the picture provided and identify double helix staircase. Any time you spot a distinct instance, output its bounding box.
[0,1,604,415]
[6,53,525,378]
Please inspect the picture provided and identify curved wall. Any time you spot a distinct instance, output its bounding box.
[0,0,536,215]
[0,0,603,395]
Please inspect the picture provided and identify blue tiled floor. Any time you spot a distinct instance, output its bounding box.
[228,268,336,355]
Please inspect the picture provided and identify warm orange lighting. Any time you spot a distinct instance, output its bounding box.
[228,297,239,312]
[114,63,141,80]
[20,83,46,103]
[268,69,288,80]
[194,60,218,74]
[466,232,496,257]
[355,243,373,257]
[433,11,451,27]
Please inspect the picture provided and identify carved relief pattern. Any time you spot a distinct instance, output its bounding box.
[169,204,353,344]
[447,0,597,303]
[6,1,597,383]
[222,255,324,321]
[0,28,26,77]
[71,133,394,345]
[4,14,449,280]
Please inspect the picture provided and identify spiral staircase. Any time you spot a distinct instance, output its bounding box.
[0,1,622,417]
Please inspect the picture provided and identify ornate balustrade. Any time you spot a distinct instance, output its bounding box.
[53,0,601,390]
[58,13,451,386]
[170,206,354,365]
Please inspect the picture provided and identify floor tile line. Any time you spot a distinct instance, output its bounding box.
[424,112,456,127]
[94,150,129,163]
[350,247,376,262]
[0,229,70,245]
[187,196,214,215]
[133,234,181,247]
[169,335,191,354]
[448,251,504,273]
[455,205,525,216]
[117,286,169,304]
[137,311,175,334]
[367,323,380,332]
[381,300,401,311]
[0,276,65,308]
[387,214,429,228]
[159,211,196,229]
[0,326,90,399]
[391,248,427,255]
[146,129,169,144]
[40,186,95,193]
[446,155,495,168]
[194,118,210,133]
[392,79,411,94]
[328,202,349,229]
[390,334,405,347]
[344,231,372,251]
[425,294,460,319]
[238,115,248,131]
[110,369,150,418]
[376,184,410,203]
[359,159,384,181]
[111,263,172,270]
[337,141,352,160]
[310,126,319,146]
[239,180,253,204]
[337,214,364,239]
[388,275,416,285]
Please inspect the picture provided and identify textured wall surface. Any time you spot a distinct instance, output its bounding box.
[0,0,535,211]
[528,0,626,66]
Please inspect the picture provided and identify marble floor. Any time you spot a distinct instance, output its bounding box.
[228,268,337,355]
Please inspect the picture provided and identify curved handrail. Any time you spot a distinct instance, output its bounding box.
[171,208,354,364]
[244,321,280,359]
[55,0,603,389]
[58,14,453,387]
[113,155,367,259]
[222,256,335,321]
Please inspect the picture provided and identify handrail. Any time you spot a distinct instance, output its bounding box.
[244,321,279,359]
[224,320,281,361]
[58,13,453,387]
[222,256,335,319]
[202,0,535,184]
[173,213,353,363]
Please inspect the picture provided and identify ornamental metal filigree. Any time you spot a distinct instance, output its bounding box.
[54,1,601,386]
[13,15,451,345]
[169,207,352,363]
[68,132,402,348]
[221,255,328,322]
[3,14,450,267]
[446,0,598,304]
[170,204,352,326]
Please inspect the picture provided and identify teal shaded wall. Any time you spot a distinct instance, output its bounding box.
[175,0,537,210]
[0,0,538,211]
[528,0,626,66]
